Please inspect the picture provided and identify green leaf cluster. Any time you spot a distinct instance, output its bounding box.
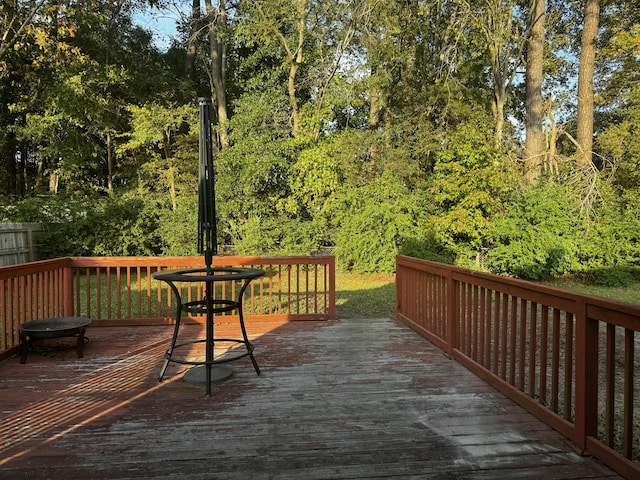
[486,181,581,280]
[2,193,160,258]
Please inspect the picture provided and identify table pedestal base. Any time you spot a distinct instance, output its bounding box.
[184,365,233,385]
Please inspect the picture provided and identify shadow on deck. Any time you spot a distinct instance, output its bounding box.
[0,317,620,479]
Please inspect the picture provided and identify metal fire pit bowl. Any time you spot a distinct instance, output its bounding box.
[19,316,91,364]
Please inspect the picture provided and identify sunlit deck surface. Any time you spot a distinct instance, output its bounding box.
[0,317,620,480]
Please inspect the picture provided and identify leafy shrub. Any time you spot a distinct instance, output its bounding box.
[486,181,580,280]
[155,195,199,256]
[576,187,640,271]
[425,117,519,261]
[232,215,322,257]
[332,173,427,273]
[583,267,640,287]
[2,193,161,258]
[398,233,456,265]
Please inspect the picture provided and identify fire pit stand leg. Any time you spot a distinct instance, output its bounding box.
[76,326,87,359]
[19,332,28,364]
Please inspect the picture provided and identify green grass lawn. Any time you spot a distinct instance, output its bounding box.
[332,271,640,321]
[542,277,640,305]
[335,272,396,319]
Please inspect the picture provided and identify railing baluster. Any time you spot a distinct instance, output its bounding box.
[529,302,538,398]
[136,266,141,319]
[277,265,283,314]
[540,306,549,407]
[0,280,6,351]
[106,266,112,320]
[96,267,102,320]
[471,284,478,361]
[146,266,152,318]
[126,266,132,318]
[624,329,634,459]
[156,268,162,319]
[509,295,517,386]
[479,286,486,366]
[8,278,15,346]
[314,264,318,314]
[500,293,508,380]
[551,308,560,413]
[459,283,466,354]
[606,323,616,447]
[74,268,80,316]
[564,312,574,422]
[492,290,500,375]
[519,299,527,391]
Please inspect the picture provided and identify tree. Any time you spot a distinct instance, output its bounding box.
[523,0,545,183]
[117,102,196,210]
[575,0,600,169]
[474,0,527,148]
[1,1,176,196]
[204,0,230,148]
[246,0,308,138]
[0,0,47,67]
[237,0,362,140]
[184,0,201,81]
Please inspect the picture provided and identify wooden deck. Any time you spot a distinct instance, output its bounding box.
[0,317,621,479]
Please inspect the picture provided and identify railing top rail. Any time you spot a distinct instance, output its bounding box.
[0,257,71,279]
[68,256,334,268]
[397,255,640,327]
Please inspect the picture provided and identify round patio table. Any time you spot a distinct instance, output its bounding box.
[153,267,265,396]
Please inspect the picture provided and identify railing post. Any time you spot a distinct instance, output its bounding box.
[574,300,598,451]
[395,256,401,320]
[63,259,74,317]
[446,270,457,356]
[328,256,336,320]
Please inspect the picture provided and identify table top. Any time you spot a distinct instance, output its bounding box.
[19,316,92,333]
[153,267,265,283]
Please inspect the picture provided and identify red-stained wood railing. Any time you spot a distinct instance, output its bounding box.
[0,256,335,360]
[396,255,640,480]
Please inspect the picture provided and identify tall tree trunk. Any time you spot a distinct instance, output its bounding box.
[491,83,506,149]
[185,0,201,81]
[482,0,524,149]
[369,82,380,129]
[49,170,59,194]
[523,0,545,184]
[254,0,307,138]
[205,0,229,149]
[576,0,600,169]
[546,97,558,174]
[106,131,114,191]
[288,0,306,137]
[162,130,177,210]
[1,130,18,195]
[20,140,28,195]
[35,155,44,192]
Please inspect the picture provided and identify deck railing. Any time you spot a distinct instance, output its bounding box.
[396,254,640,480]
[0,255,336,360]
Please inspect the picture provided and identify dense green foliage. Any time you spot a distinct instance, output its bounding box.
[1,1,639,286]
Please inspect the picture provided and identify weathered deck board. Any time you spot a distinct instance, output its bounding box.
[0,318,620,479]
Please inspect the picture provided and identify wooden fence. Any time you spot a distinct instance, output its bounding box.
[396,255,640,480]
[0,223,43,267]
[0,255,336,360]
